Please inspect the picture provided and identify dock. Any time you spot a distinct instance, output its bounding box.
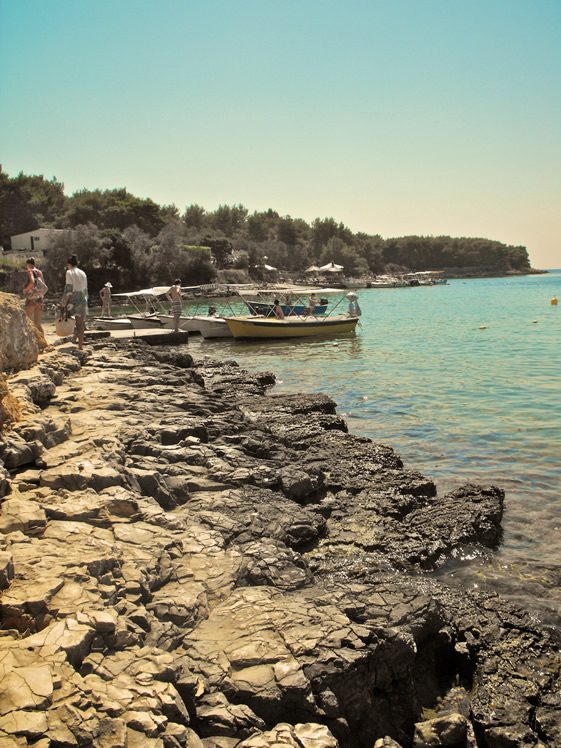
[50,327,190,346]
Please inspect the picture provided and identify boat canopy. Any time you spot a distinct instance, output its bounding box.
[112,282,255,298]
[112,286,171,298]
[236,286,348,298]
[406,270,446,276]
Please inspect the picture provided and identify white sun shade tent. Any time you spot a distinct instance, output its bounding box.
[319,262,344,273]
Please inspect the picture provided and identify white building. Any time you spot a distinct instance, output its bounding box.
[6,228,72,259]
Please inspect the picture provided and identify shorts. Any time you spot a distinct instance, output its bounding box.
[67,291,88,318]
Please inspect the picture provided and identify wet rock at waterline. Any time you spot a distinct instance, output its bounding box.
[0,336,559,747]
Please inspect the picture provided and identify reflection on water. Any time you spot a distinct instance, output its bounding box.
[217,330,365,360]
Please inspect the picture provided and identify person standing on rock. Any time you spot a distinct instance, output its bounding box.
[22,257,47,336]
[166,279,182,333]
[99,282,112,317]
[61,254,88,350]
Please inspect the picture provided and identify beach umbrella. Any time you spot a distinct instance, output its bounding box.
[305,265,321,273]
[263,264,277,271]
[319,261,344,273]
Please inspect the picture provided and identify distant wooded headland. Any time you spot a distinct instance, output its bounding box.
[0,170,540,292]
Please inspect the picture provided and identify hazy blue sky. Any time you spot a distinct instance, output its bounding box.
[1,0,560,267]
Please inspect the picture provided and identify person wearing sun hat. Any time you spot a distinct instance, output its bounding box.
[346,291,361,317]
[100,281,113,317]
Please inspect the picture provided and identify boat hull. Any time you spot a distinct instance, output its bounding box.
[93,317,133,330]
[225,315,359,339]
[196,317,233,339]
[128,315,163,329]
[159,315,202,333]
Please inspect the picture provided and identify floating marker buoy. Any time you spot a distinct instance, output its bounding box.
[551,296,558,305]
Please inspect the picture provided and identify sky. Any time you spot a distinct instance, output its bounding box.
[1,0,560,268]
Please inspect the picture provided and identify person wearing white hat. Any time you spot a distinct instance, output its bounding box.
[100,282,113,317]
[346,291,361,317]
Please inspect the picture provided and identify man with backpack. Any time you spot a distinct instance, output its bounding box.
[22,257,47,336]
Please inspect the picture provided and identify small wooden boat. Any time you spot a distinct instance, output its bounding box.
[229,286,360,339]
[225,315,359,339]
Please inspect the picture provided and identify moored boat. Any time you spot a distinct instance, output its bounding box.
[110,286,171,329]
[196,316,233,339]
[128,314,163,329]
[229,286,361,339]
[367,275,407,288]
[159,314,202,333]
[245,300,328,316]
[92,317,133,331]
[225,315,359,339]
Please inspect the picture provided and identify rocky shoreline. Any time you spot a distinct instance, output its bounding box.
[1,333,560,747]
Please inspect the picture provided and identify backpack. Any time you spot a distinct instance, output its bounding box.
[33,270,48,297]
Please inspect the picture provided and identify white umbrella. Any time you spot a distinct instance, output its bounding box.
[305,265,320,273]
[263,264,277,271]
[319,261,344,273]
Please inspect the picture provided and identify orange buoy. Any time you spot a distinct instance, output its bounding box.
[551,296,558,305]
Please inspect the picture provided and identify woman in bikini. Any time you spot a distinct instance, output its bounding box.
[22,257,46,336]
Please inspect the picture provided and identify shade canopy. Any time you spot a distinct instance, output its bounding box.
[319,261,344,272]
[112,286,171,298]
[305,265,321,273]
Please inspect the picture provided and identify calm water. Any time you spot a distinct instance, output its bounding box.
[187,273,561,617]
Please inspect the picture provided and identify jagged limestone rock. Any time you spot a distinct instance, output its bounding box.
[0,291,45,372]
[0,339,559,747]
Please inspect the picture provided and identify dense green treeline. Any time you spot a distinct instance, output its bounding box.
[0,170,532,291]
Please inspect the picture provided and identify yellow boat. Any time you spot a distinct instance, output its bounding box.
[225,314,359,339]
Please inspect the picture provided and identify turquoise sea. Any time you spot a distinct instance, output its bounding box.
[188,272,561,620]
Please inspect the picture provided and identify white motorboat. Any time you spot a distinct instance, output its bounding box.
[128,314,163,329]
[158,283,255,333]
[158,314,203,333]
[368,275,407,288]
[92,317,133,331]
[342,277,369,289]
[195,316,233,339]
[111,286,171,329]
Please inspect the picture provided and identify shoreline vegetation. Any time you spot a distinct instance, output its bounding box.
[0,170,538,296]
[1,296,560,745]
